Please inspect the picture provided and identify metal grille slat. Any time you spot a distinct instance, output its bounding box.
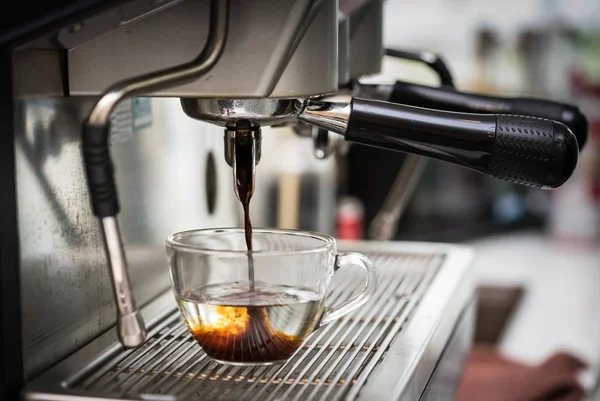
[220,275,363,401]
[256,271,404,401]
[60,251,443,401]
[314,261,430,401]
[344,255,441,401]
[77,313,182,390]
[118,326,194,395]
[280,274,407,401]
[160,353,212,395]
[142,344,202,394]
[186,270,364,401]
[290,256,430,401]
[94,322,188,393]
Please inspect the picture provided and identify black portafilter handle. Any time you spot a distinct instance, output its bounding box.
[344,98,578,189]
[388,80,589,151]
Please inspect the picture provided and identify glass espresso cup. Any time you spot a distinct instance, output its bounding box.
[166,228,378,365]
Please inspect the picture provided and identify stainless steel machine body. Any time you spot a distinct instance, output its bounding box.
[15,97,239,379]
[12,0,341,377]
[24,242,475,401]
[1,0,479,400]
[15,0,338,98]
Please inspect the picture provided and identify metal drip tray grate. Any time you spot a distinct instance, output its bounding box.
[25,243,474,401]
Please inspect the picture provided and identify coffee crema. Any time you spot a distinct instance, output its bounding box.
[177,282,322,364]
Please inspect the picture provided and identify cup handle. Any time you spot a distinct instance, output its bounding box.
[318,252,379,327]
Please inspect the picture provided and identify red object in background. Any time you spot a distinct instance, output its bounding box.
[454,346,588,401]
[571,73,600,204]
[335,197,364,240]
[591,175,600,202]
[587,120,600,203]
[549,73,600,246]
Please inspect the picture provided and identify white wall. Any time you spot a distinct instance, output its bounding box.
[382,0,600,90]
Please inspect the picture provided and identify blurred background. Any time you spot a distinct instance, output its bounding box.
[251,0,600,398]
[360,0,600,244]
[378,0,600,398]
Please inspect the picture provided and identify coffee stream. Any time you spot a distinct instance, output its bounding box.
[234,132,255,290]
[177,131,322,363]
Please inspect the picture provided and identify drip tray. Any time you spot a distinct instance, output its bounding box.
[25,241,475,401]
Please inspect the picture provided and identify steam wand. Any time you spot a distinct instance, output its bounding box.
[362,47,457,241]
[81,0,229,348]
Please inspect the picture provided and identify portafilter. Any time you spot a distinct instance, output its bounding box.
[182,96,579,190]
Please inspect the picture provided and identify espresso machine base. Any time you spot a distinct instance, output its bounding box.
[24,241,475,401]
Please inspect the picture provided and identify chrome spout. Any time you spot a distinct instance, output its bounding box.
[81,0,230,348]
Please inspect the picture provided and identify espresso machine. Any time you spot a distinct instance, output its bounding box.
[0,1,587,400]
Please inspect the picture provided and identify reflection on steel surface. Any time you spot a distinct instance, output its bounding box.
[16,97,238,378]
[25,242,475,401]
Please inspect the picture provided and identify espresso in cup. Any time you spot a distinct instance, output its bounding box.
[167,228,378,366]
[177,282,323,364]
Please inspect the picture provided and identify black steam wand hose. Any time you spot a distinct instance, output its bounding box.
[81,0,229,348]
